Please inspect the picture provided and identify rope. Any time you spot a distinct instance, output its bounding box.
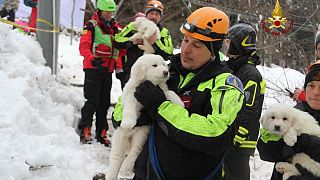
[0,18,60,33]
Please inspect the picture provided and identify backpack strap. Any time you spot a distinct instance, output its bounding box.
[88,20,97,51]
[148,124,165,180]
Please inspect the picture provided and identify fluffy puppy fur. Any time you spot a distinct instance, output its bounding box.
[106,54,184,180]
[260,104,320,180]
[130,17,161,54]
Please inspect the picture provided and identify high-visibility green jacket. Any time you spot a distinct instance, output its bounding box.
[113,54,244,179]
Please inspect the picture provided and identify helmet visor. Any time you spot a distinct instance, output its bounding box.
[182,20,227,40]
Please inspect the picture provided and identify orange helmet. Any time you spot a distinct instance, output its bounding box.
[181,7,229,41]
[307,59,320,72]
[145,0,164,15]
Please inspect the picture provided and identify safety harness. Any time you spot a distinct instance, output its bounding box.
[148,124,224,180]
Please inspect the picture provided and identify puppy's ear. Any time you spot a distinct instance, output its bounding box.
[131,59,145,81]
[259,114,266,127]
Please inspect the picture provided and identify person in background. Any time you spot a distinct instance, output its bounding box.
[0,0,19,23]
[113,7,244,179]
[23,0,37,32]
[116,12,146,90]
[257,61,320,180]
[78,0,121,147]
[114,0,173,87]
[222,22,265,180]
[292,31,320,102]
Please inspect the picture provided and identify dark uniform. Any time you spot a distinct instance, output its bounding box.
[223,23,265,180]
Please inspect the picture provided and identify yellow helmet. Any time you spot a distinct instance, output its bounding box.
[181,7,229,41]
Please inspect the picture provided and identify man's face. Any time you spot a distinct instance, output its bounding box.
[146,11,161,24]
[316,43,320,59]
[306,80,320,110]
[180,35,211,70]
[221,39,230,56]
[101,11,113,21]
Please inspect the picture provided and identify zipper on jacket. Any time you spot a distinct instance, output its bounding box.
[219,91,226,114]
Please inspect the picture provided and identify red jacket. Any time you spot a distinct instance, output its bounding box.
[79,12,123,71]
[29,0,38,32]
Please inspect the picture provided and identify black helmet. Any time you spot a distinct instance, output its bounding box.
[227,23,256,55]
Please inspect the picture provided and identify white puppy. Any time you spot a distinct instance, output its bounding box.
[260,104,320,180]
[106,54,184,180]
[130,17,161,54]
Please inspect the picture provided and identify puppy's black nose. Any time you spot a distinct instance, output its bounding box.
[163,71,169,77]
[274,125,281,131]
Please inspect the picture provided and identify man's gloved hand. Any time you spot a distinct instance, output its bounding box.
[134,80,166,114]
[115,68,124,80]
[92,58,108,73]
[136,108,153,126]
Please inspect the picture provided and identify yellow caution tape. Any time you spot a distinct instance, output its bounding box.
[0,18,60,33]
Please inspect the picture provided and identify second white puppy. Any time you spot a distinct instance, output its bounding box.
[260,104,320,180]
[106,54,184,180]
[130,17,161,54]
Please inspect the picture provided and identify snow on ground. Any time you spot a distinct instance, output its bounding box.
[0,23,306,180]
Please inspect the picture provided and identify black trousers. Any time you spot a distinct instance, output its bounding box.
[223,147,252,180]
[78,69,112,133]
[0,9,15,22]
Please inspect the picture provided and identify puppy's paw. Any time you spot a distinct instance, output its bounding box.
[119,167,134,179]
[283,136,297,146]
[120,120,136,130]
[138,44,155,54]
[275,162,291,173]
[283,173,294,180]
[165,91,184,107]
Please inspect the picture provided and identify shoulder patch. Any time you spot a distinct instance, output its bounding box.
[226,75,244,93]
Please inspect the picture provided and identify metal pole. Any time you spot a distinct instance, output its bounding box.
[36,0,61,75]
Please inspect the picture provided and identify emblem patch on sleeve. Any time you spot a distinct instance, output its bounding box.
[226,75,244,93]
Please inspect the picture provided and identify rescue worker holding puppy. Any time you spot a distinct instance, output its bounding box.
[114,0,173,87]
[257,61,320,180]
[113,7,245,179]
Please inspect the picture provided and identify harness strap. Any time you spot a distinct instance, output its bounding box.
[148,124,165,180]
[149,124,224,180]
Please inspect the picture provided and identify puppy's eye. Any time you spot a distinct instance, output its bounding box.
[271,116,275,119]
[152,64,157,67]
[283,117,287,121]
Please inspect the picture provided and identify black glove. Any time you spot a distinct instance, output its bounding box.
[134,80,166,114]
[295,163,313,177]
[92,58,108,73]
[293,133,312,153]
[136,108,153,126]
